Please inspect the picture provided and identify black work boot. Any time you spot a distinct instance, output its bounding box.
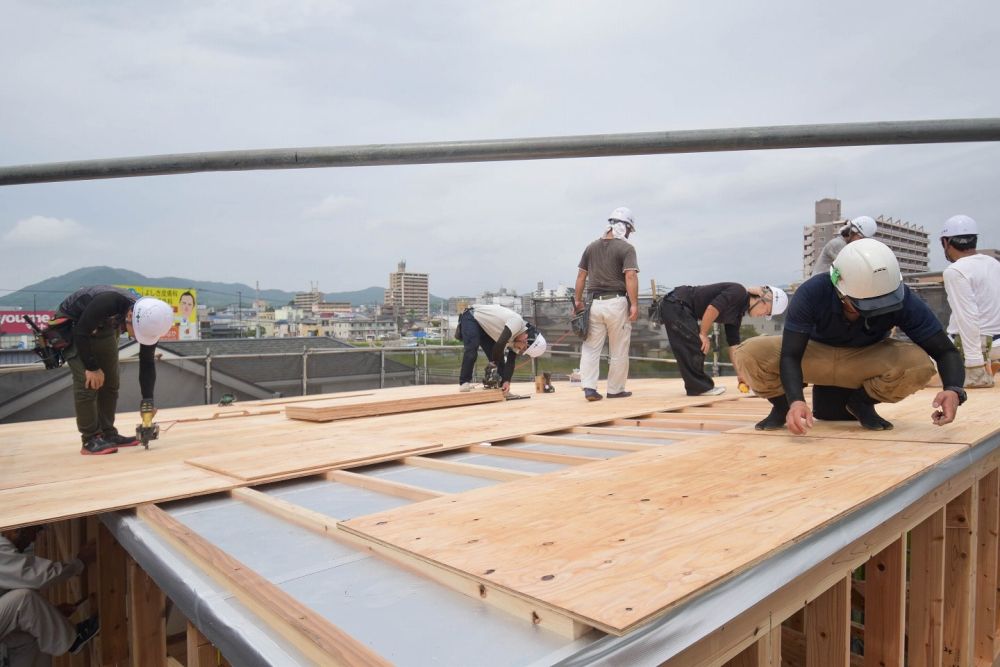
[845,388,893,430]
[103,431,140,447]
[81,435,118,456]
[755,395,790,431]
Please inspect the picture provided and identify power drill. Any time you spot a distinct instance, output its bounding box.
[483,363,501,389]
[135,399,159,450]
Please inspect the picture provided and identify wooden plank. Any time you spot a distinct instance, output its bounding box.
[186,623,217,667]
[521,435,662,450]
[98,522,130,667]
[231,487,591,639]
[402,455,534,481]
[324,469,444,501]
[570,423,738,437]
[943,485,978,667]
[465,444,605,465]
[285,386,505,422]
[128,555,166,667]
[344,434,966,635]
[863,536,905,667]
[137,504,390,666]
[974,468,999,666]
[908,508,945,667]
[634,412,759,423]
[806,576,850,667]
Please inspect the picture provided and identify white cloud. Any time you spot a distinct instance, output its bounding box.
[302,194,364,219]
[2,216,88,246]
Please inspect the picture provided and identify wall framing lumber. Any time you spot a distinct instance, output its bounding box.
[401,455,534,481]
[943,485,978,667]
[127,554,166,667]
[465,444,604,465]
[324,469,444,501]
[185,623,217,667]
[806,576,850,666]
[863,536,905,667]
[974,468,999,665]
[98,522,130,667]
[230,486,591,639]
[136,504,391,666]
[908,508,946,667]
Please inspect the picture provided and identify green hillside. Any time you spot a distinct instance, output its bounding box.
[0,266,446,311]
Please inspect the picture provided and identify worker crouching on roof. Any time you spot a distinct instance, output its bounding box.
[659,283,788,397]
[732,239,966,434]
[457,303,546,395]
[56,286,174,455]
[811,215,877,277]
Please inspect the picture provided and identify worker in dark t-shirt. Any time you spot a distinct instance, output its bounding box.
[55,286,174,455]
[732,240,965,433]
[660,283,788,396]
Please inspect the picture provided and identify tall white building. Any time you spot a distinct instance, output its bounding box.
[803,199,929,277]
[386,260,429,320]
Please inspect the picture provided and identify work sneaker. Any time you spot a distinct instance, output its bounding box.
[583,388,603,402]
[459,382,473,393]
[70,615,99,654]
[103,432,140,447]
[81,436,118,456]
[606,391,632,399]
[699,386,726,396]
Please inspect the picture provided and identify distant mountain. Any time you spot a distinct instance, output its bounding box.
[0,266,446,310]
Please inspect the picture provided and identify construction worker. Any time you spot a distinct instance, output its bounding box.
[56,286,174,455]
[574,207,639,401]
[457,303,546,394]
[940,214,1000,387]
[1,526,100,665]
[733,239,965,433]
[810,215,877,277]
[659,284,788,396]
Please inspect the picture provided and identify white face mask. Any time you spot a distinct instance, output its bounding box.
[607,221,630,240]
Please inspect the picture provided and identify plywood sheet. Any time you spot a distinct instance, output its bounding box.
[730,385,1000,446]
[286,385,505,422]
[0,378,736,528]
[343,433,966,634]
[0,463,236,529]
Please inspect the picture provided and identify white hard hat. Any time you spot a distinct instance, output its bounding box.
[523,331,547,358]
[830,238,904,316]
[940,214,977,238]
[848,215,877,238]
[608,207,635,230]
[132,297,174,345]
[764,285,788,319]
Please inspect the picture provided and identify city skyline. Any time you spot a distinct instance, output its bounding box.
[2,3,999,297]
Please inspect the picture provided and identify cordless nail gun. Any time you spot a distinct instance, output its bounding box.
[135,399,159,450]
[483,363,501,390]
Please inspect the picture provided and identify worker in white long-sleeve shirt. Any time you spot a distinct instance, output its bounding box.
[940,214,1000,387]
[1,526,99,666]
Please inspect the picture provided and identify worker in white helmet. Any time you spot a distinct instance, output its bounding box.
[939,214,1000,388]
[810,215,878,277]
[54,287,174,455]
[574,207,639,401]
[733,239,966,434]
[658,283,788,396]
[456,303,546,395]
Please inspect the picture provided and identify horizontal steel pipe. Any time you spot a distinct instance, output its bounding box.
[3,118,1000,186]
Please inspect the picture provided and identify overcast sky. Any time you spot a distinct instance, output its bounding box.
[1,1,998,300]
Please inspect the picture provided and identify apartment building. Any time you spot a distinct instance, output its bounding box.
[385,260,429,320]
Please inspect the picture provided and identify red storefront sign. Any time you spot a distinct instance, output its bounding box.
[0,311,57,335]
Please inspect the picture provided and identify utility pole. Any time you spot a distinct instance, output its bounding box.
[238,291,243,336]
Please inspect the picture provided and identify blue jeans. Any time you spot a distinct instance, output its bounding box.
[459,310,497,384]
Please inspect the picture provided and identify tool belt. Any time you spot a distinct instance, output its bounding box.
[570,301,591,340]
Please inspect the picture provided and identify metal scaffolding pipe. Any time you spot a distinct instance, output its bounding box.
[2,118,999,186]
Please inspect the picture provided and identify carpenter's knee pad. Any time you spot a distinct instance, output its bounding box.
[812,385,855,421]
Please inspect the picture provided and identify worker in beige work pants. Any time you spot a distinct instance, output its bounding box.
[0,527,99,666]
[734,336,936,403]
